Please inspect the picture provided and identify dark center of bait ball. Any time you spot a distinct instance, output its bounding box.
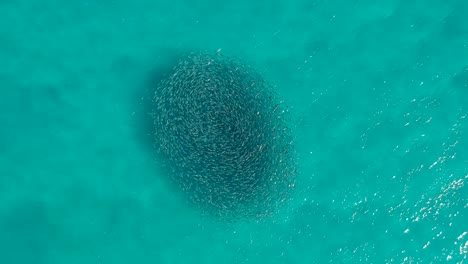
[152,52,296,219]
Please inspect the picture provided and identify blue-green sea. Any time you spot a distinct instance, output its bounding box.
[1,0,467,263]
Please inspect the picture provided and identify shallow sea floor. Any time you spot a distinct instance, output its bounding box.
[0,0,467,263]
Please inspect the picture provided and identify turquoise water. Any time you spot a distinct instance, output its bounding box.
[1,0,467,263]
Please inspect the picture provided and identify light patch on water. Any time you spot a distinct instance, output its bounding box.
[422,241,430,249]
[458,231,468,241]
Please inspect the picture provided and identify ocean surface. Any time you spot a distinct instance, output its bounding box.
[1,0,467,263]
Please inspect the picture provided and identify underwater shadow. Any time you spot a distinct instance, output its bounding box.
[131,48,189,156]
